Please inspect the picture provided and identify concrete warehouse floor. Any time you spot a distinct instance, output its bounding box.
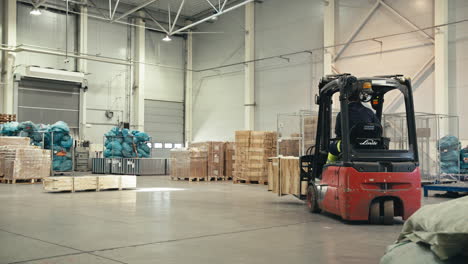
[0,176,448,264]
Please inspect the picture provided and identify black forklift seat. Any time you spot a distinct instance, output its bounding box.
[349,122,386,149]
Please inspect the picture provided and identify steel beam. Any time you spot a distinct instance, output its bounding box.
[244,2,255,130]
[132,13,145,131]
[205,0,219,12]
[220,0,228,11]
[111,0,121,20]
[323,0,335,75]
[114,0,158,22]
[78,1,88,140]
[185,28,193,144]
[144,9,169,34]
[334,0,380,62]
[2,0,16,114]
[32,0,48,8]
[380,1,434,43]
[170,0,185,33]
[172,0,253,35]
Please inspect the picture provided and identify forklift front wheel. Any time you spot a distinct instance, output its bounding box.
[369,201,381,225]
[306,185,321,213]
[383,200,394,225]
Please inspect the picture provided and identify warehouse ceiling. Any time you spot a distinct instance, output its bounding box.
[24,0,249,34]
[117,0,226,17]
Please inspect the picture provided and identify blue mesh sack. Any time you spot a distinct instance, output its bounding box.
[440,150,459,162]
[105,127,121,137]
[440,161,459,174]
[133,132,150,142]
[18,121,37,133]
[438,135,460,151]
[1,122,19,136]
[124,136,135,144]
[49,121,70,133]
[139,143,151,153]
[60,135,73,149]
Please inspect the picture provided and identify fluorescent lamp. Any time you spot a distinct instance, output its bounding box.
[30,8,42,16]
[162,35,172,42]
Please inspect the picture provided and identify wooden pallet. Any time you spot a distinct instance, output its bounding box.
[0,178,43,184]
[171,176,206,182]
[233,177,268,185]
[0,114,16,124]
[43,175,136,192]
[207,176,227,181]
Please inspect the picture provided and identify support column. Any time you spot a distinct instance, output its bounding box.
[244,2,255,130]
[1,0,16,114]
[78,1,88,140]
[185,30,193,145]
[323,0,335,76]
[434,0,448,116]
[132,14,145,131]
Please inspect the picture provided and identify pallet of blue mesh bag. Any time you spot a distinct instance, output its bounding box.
[103,127,151,158]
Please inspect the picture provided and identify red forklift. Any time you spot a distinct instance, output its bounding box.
[299,74,421,224]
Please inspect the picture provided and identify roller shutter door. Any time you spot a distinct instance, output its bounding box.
[17,77,80,131]
[144,100,184,158]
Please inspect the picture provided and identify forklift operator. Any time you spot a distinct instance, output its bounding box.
[327,88,380,163]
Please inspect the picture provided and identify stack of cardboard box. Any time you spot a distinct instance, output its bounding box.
[224,142,235,179]
[190,142,225,180]
[234,131,277,184]
[170,148,208,181]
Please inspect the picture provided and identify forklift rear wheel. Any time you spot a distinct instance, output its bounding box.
[306,185,321,213]
[383,200,394,225]
[369,201,381,224]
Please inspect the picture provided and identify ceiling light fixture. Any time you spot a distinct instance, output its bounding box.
[162,35,172,42]
[30,7,42,16]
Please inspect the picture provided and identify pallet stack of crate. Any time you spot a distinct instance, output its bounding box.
[278,133,300,157]
[0,114,16,124]
[224,142,235,180]
[267,156,308,196]
[191,142,226,181]
[234,131,277,184]
[0,137,51,184]
[170,148,208,181]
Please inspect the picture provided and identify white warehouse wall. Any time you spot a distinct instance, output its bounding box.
[10,3,186,145]
[192,0,324,141]
[84,18,130,144]
[255,0,324,131]
[16,4,77,72]
[449,0,468,142]
[192,8,246,142]
[335,0,434,114]
[145,31,185,103]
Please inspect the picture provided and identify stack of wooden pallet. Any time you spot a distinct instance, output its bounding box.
[0,145,51,184]
[224,142,235,180]
[190,141,226,181]
[170,148,208,181]
[0,114,16,124]
[234,131,277,184]
[268,156,307,196]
